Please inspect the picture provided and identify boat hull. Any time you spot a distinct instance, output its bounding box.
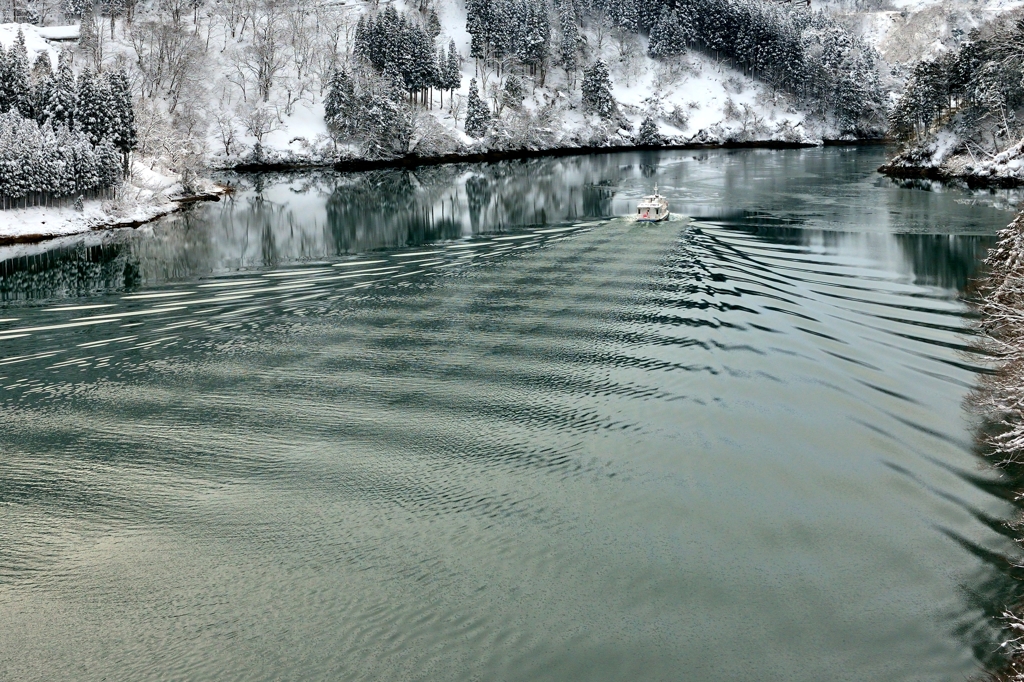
[637,214,670,222]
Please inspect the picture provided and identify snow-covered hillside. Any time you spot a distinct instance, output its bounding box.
[0,0,849,175]
[829,0,1023,67]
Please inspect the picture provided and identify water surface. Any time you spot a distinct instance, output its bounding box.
[0,147,1021,681]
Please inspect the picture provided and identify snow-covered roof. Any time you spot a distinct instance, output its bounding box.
[37,25,80,41]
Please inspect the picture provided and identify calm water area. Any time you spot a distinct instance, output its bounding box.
[2,147,1023,680]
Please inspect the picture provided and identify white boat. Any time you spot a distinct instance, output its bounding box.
[637,185,669,222]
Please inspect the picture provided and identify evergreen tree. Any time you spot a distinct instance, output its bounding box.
[324,68,358,139]
[8,30,32,118]
[75,68,114,144]
[608,0,638,33]
[520,1,549,75]
[61,0,85,18]
[445,39,461,94]
[31,53,53,125]
[94,137,122,189]
[559,0,579,80]
[0,44,11,114]
[44,50,77,127]
[466,0,491,61]
[358,69,414,159]
[464,77,491,138]
[636,115,661,145]
[648,8,688,58]
[426,9,442,41]
[0,110,122,201]
[106,68,137,167]
[581,59,615,118]
[78,1,99,66]
[501,74,524,110]
[354,15,370,63]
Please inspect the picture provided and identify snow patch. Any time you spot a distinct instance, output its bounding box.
[0,23,62,68]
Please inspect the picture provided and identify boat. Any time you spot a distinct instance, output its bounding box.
[637,185,669,222]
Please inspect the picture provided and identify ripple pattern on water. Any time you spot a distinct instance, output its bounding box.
[0,180,1020,680]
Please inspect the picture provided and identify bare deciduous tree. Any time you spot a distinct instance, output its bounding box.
[240,104,281,159]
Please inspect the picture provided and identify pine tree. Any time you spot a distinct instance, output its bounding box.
[581,59,615,118]
[354,15,370,63]
[324,68,358,139]
[31,53,53,125]
[75,68,114,144]
[636,115,661,145]
[106,68,136,169]
[445,39,461,95]
[559,0,579,81]
[0,44,11,115]
[501,74,524,110]
[464,77,490,138]
[9,30,32,118]
[426,9,441,41]
[44,50,77,127]
[609,0,638,33]
[648,8,688,58]
[95,137,122,189]
[357,69,413,159]
[521,1,549,76]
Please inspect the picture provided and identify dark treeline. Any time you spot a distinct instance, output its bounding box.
[0,29,137,205]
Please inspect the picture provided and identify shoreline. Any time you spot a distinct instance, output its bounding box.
[877,162,1024,189]
[232,137,890,174]
[0,189,226,248]
[1,139,888,248]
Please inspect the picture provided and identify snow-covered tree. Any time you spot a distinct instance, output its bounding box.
[501,74,524,111]
[648,8,688,58]
[636,115,661,145]
[43,50,76,127]
[76,68,114,144]
[464,77,490,138]
[425,8,441,41]
[8,30,32,118]
[581,59,615,118]
[358,69,413,159]
[324,68,358,140]
[0,110,122,203]
[558,0,579,81]
[78,0,100,67]
[354,6,443,104]
[30,53,53,124]
[106,68,137,168]
[444,39,461,98]
[520,1,549,79]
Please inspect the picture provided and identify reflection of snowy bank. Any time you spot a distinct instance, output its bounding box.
[0,163,226,246]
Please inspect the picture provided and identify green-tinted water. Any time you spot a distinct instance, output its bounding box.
[0,147,1020,680]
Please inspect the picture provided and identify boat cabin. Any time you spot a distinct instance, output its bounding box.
[637,186,669,222]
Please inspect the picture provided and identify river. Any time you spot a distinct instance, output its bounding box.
[0,147,1021,681]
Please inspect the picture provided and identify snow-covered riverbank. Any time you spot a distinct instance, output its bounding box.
[0,162,226,245]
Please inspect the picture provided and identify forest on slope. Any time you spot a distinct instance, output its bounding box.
[0,0,891,195]
[879,7,1024,186]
